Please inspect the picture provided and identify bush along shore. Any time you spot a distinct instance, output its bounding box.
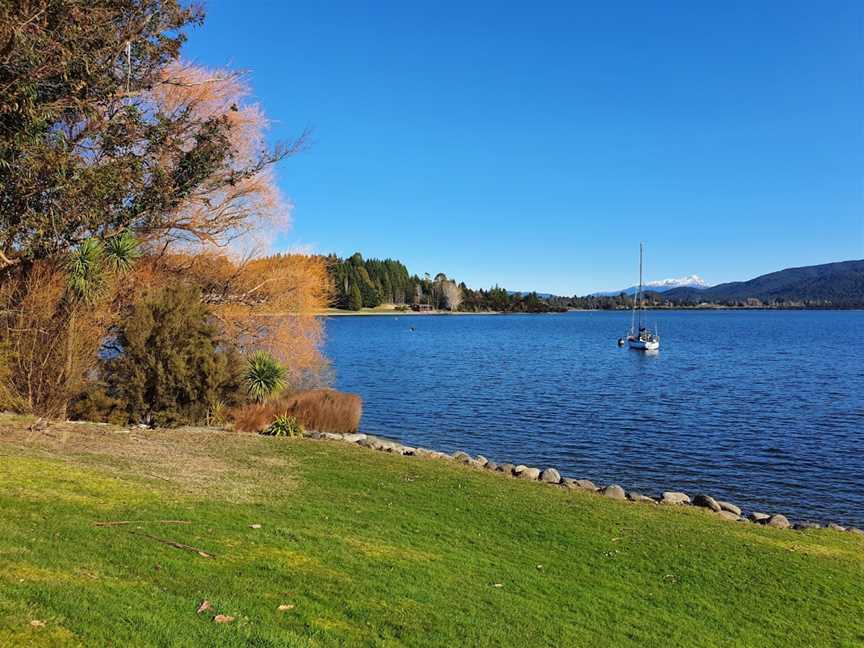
[307,430,863,535]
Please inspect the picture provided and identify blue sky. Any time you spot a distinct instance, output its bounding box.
[183,1,863,295]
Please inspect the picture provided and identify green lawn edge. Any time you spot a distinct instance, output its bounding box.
[1,416,862,647]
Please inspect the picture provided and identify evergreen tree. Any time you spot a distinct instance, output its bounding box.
[349,283,363,311]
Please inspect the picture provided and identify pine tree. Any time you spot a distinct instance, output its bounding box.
[349,283,363,311]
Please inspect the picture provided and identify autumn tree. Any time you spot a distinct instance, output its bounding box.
[0,2,323,417]
[0,1,302,266]
[441,280,463,311]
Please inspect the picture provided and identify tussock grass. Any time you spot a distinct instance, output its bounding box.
[0,414,862,647]
[233,388,362,434]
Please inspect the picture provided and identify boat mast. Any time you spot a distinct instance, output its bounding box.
[637,242,644,330]
[629,247,638,335]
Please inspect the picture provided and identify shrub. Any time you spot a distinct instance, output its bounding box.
[105,285,243,427]
[206,400,229,427]
[232,389,362,434]
[68,384,128,425]
[262,415,304,437]
[244,351,287,403]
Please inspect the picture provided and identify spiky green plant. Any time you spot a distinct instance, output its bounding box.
[206,400,228,426]
[104,231,141,273]
[65,238,106,304]
[244,351,287,403]
[262,414,304,437]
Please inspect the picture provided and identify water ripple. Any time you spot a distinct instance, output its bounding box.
[325,311,864,527]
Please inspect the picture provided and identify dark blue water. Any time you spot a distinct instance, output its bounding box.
[324,311,864,526]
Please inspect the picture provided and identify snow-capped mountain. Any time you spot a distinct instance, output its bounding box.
[592,275,709,296]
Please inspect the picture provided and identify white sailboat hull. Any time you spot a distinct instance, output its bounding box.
[628,337,659,351]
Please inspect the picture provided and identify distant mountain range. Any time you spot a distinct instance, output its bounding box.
[592,275,708,297]
[661,260,864,305]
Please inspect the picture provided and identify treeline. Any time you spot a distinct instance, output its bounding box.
[326,252,864,312]
[327,254,413,309]
[326,253,568,312]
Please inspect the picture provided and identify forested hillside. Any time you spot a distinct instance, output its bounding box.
[663,260,864,306]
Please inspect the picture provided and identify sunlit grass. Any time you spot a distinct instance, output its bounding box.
[1,415,862,646]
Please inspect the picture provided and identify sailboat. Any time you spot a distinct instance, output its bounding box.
[626,243,660,351]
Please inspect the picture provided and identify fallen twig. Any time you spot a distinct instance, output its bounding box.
[127,530,215,558]
[94,520,191,527]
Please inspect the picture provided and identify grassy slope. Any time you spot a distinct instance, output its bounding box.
[1,416,862,647]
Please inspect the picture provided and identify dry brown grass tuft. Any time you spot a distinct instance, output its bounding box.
[232,389,363,434]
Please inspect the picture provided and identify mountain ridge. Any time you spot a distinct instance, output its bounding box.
[662,259,864,305]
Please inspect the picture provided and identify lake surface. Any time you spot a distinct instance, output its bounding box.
[324,311,864,527]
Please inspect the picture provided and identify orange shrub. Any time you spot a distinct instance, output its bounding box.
[232,389,362,434]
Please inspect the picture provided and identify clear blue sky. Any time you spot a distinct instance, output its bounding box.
[183,1,863,296]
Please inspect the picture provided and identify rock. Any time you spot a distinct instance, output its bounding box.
[627,492,655,503]
[357,437,375,448]
[827,522,847,532]
[848,527,864,536]
[600,484,627,499]
[414,447,432,457]
[474,455,489,467]
[692,494,722,512]
[767,514,790,529]
[660,492,690,505]
[515,466,541,480]
[497,463,515,475]
[399,446,416,456]
[717,511,740,522]
[213,615,235,624]
[452,451,472,463]
[468,459,485,468]
[322,432,342,441]
[717,501,742,516]
[540,468,561,484]
[601,484,626,500]
[562,478,597,491]
[485,461,499,471]
[794,522,821,530]
[341,433,366,443]
[749,512,770,523]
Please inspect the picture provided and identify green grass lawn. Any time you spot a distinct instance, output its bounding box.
[1,415,862,647]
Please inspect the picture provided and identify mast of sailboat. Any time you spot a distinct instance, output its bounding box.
[629,248,637,336]
[637,242,644,330]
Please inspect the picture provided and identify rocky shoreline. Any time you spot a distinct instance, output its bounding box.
[307,430,864,535]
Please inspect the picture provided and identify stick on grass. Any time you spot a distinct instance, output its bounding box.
[126,530,215,558]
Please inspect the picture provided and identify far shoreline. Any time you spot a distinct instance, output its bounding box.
[316,305,864,317]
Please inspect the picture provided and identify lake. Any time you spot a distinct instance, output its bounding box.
[324,311,864,527]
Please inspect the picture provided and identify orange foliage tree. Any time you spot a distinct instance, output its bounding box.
[133,251,333,390]
[1,54,329,416]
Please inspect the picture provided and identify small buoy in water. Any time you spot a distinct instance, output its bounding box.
[617,338,625,346]
[410,326,416,332]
